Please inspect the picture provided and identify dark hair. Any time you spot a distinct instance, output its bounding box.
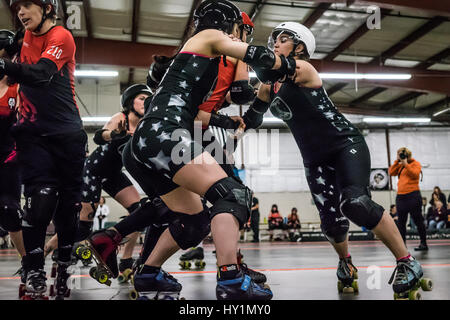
[390,204,396,210]
[433,186,442,194]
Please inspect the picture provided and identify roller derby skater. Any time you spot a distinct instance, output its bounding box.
[336,254,358,294]
[240,21,431,298]
[389,255,432,300]
[179,247,206,270]
[49,260,71,300]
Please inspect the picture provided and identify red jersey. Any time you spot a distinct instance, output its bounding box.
[18,26,81,135]
[198,58,236,114]
[0,83,19,160]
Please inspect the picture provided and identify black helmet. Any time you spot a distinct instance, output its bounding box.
[0,30,15,58]
[121,84,152,118]
[193,0,242,34]
[11,0,59,32]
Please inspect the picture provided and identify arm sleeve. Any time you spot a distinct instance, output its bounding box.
[3,58,58,87]
[388,160,402,176]
[403,161,421,179]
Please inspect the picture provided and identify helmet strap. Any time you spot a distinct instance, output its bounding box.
[34,6,48,33]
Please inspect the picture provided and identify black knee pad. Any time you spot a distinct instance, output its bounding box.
[205,177,252,229]
[74,220,94,242]
[22,187,59,228]
[321,218,349,244]
[339,186,384,230]
[0,204,22,232]
[169,209,211,250]
[127,202,140,215]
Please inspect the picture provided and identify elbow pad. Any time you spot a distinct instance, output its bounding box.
[230,80,256,105]
[209,112,239,130]
[93,129,108,145]
[243,98,269,130]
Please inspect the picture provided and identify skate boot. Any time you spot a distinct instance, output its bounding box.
[337,255,359,294]
[237,250,267,284]
[87,229,122,286]
[216,271,273,300]
[49,262,71,300]
[179,247,205,270]
[414,242,429,252]
[132,266,182,300]
[389,255,432,300]
[21,269,49,300]
[74,243,93,267]
[118,258,135,284]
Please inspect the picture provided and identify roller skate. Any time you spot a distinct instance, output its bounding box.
[133,266,183,300]
[21,269,49,300]
[179,247,206,270]
[216,271,273,300]
[389,255,432,300]
[237,249,267,284]
[87,229,123,286]
[49,262,71,300]
[337,255,359,294]
[118,258,135,284]
[74,243,93,267]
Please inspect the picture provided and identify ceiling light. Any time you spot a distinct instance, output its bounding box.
[75,70,119,77]
[363,117,431,123]
[433,107,450,117]
[249,72,411,80]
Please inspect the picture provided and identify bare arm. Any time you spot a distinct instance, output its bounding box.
[292,60,322,88]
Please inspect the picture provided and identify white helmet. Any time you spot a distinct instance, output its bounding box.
[268,22,316,58]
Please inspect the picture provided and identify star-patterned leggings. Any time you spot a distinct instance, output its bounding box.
[81,145,133,204]
[305,141,373,235]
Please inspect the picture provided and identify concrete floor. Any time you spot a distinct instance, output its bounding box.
[0,239,448,300]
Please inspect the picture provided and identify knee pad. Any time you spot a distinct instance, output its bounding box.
[74,220,94,242]
[127,202,140,215]
[169,209,211,250]
[22,187,59,228]
[0,204,22,232]
[321,218,349,244]
[205,177,252,229]
[339,186,384,230]
[141,197,176,225]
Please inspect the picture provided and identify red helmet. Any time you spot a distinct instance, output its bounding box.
[241,12,254,36]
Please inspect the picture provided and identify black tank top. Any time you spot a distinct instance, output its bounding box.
[143,52,220,133]
[270,80,362,165]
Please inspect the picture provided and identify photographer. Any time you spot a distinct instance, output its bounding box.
[389,148,428,251]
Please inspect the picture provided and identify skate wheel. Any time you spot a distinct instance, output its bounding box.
[129,289,139,300]
[137,296,149,301]
[49,285,55,297]
[81,248,92,260]
[337,280,344,293]
[117,274,126,284]
[98,272,109,284]
[420,278,433,291]
[352,280,359,293]
[409,290,421,300]
[19,284,26,298]
[342,287,354,294]
[354,270,359,280]
[51,265,57,278]
[89,267,97,279]
[130,275,134,286]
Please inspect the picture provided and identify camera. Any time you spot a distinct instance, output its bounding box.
[399,150,407,160]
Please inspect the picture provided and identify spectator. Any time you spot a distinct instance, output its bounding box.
[388,147,428,251]
[250,195,260,243]
[287,208,301,242]
[430,186,447,209]
[390,204,399,227]
[428,201,448,231]
[93,197,109,231]
[268,204,286,241]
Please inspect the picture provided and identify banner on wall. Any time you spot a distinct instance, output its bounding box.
[369,168,389,191]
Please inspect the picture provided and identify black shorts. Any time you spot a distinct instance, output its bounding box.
[305,141,372,232]
[130,119,204,195]
[15,130,87,200]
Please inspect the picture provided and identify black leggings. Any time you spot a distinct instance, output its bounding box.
[396,191,427,244]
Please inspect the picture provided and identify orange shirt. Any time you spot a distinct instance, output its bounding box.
[388,158,421,195]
